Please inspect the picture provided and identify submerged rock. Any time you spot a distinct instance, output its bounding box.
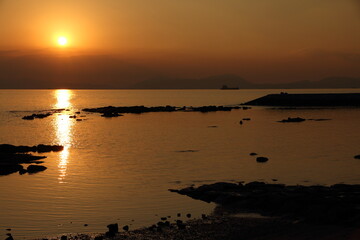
[22,113,52,120]
[256,157,269,163]
[101,112,122,118]
[27,165,47,174]
[278,117,306,123]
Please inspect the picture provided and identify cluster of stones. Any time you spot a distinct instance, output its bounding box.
[0,144,63,176]
[82,105,245,118]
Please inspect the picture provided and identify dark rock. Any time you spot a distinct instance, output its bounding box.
[5,234,14,240]
[69,115,76,118]
[157,221,165,227]
[22,113,52,120]
[0,144,63,153]
[122,225,129,231]
[27,165,47,174]
[186,213,191,218]
[176,150,199,153]
[36,144,63,153]
[176,220,186,230]
[60,236,67,240]
[308,118,332,121]
[177,213,181,217]
[256,157,269,163]
[94,236,103,240]
[354,155,360,159]
[75,112,81,114]
[249,152,257,156]
[239,120,243,125]
[245,93,360,106]
[76,119,82,121]
[22,115,35,120]
[242,118,251,120]
[278,117,306,123]
[106,223,118,235]
[84,224,88,227]
[0,164,24,176]
[19,169,27,175]
[160,217,167,221]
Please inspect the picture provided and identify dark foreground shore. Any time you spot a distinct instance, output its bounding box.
[24,182,360,240]
[44,215,358,240]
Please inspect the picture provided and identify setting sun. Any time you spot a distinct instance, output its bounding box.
[57,36,68,46]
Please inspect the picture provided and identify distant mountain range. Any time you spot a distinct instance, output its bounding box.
[130,75,360,89]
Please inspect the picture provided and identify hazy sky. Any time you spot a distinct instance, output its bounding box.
[0,0,360,87]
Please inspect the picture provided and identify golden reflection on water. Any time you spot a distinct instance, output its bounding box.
[54,90,74,183]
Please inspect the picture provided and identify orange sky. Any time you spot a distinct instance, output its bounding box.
[0,0,360,88]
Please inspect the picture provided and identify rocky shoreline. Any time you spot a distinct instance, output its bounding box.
[170,182,360,225]
[21,182,359,240]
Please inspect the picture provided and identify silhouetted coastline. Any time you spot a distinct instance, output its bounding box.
[244,93,360,106]
[38,182,360,240]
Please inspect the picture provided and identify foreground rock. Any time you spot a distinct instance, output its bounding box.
[170,182,360,225]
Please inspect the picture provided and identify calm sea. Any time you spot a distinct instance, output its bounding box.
[1,89,360,239]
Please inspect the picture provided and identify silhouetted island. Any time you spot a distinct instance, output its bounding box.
[244,93,360,106]
[82,105,243,116]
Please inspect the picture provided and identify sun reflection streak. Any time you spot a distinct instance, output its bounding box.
[54,90,74,183]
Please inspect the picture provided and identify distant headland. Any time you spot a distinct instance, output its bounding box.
[244,93,360,106]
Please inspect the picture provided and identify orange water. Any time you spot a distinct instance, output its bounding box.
[1,89,360,239]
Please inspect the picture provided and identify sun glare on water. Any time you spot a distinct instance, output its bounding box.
[57,36,68,46]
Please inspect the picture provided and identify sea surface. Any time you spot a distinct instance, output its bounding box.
[1,89,360,239]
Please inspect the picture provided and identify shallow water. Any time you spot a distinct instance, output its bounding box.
[0,89,360,239]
